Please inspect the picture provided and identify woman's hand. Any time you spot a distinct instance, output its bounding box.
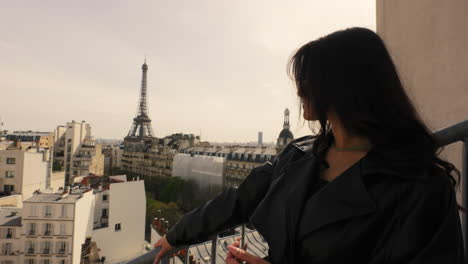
[226,237,271,264]
[153,235,174,264]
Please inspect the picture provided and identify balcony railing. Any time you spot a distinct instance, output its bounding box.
[127,120,468,264]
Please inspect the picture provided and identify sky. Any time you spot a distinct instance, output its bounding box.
[0,1,375,143]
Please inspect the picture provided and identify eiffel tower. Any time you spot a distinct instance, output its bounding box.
[125,59,155,141]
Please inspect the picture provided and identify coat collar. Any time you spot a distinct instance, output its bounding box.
[249,135,422,264]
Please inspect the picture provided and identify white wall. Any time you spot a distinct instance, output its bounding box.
[72,191,95,264]
[49,171,65,192]
[172,153,225,186]
[22,151,49,200]
[91,180,146,263]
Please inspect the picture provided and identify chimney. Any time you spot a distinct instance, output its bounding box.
[15,139,21,149]
[61,186,70,199]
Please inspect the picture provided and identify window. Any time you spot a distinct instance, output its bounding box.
[27,223,36,235]
[43,223,52,236]
[3,185,14,194]
[6,158,15,164]
[44,205,53,217]
[6,228,13,239]
[102,209,108,218]
[58,260,67,264]
[0,228,13,239]
[26,240,35,254]
[115,223,121,231]
[1,242,12,255]
[57,241,66,254]
[102,194,108,201]
[5,171,15,178]
[41,240,51,254]
[1,260,14,264]
[25,259,35,264]
[60,205,67,218]
[40,260,50,264]
[59,224,66,235]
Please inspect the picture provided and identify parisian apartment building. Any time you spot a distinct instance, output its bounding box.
[0,139,65,207]
[0,175,146,264]
[53,121,104,186]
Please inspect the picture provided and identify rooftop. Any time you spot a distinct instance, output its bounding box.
[24,192,86,204]
[0,208,22,226]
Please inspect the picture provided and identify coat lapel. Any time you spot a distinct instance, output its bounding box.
[249,151,316,263]
[249,138,322,263]
[294,155,377,243]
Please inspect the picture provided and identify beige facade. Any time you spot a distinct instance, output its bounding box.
[0,208,22,264]
[223,146,277,189]
[121,133,200,178]
[0,148,65,202]
[103,146,123,175]
[180,145,278,189]
[53,121,104,185]
[376,0,468,199]
[6,132,54,149]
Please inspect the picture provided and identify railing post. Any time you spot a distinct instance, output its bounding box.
[185,246,190,264]
[161,255,170,264]
[463,138,468,258]
[240,224,246,249]
[211,236,217,264]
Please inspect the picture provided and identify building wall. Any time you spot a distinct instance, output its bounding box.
[0,195,21,208]
[22,151,49,200]
[50,171,66,193]
[172,153,225,186]
[89,144,104,176]
[72,191,95,264]
[91,180,146,263]
[376,0,468,200]
[0,150,24,196]
[22,200,76,264]
[0,214,22,263]
[54,121,104,185]
[0,150,50,201]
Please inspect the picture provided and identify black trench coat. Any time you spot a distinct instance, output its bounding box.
[166,135,465,264]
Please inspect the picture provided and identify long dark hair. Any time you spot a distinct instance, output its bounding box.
[288,27,463,211]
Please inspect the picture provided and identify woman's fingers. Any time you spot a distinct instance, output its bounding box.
[227,245,258,264]
[153,240,160,248]
[226,252,241,264]
[153,236,173,264]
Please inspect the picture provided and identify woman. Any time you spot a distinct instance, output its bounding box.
[153,27,465,264]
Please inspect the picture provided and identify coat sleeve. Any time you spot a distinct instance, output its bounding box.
[165,147,289,247]
[386,174,465,264]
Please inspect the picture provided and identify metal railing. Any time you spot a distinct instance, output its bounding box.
[126,230,240,264]
[431,119,468,258]
[128,120,468,264]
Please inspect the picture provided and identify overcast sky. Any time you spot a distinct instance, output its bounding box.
[0,1,375,143]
